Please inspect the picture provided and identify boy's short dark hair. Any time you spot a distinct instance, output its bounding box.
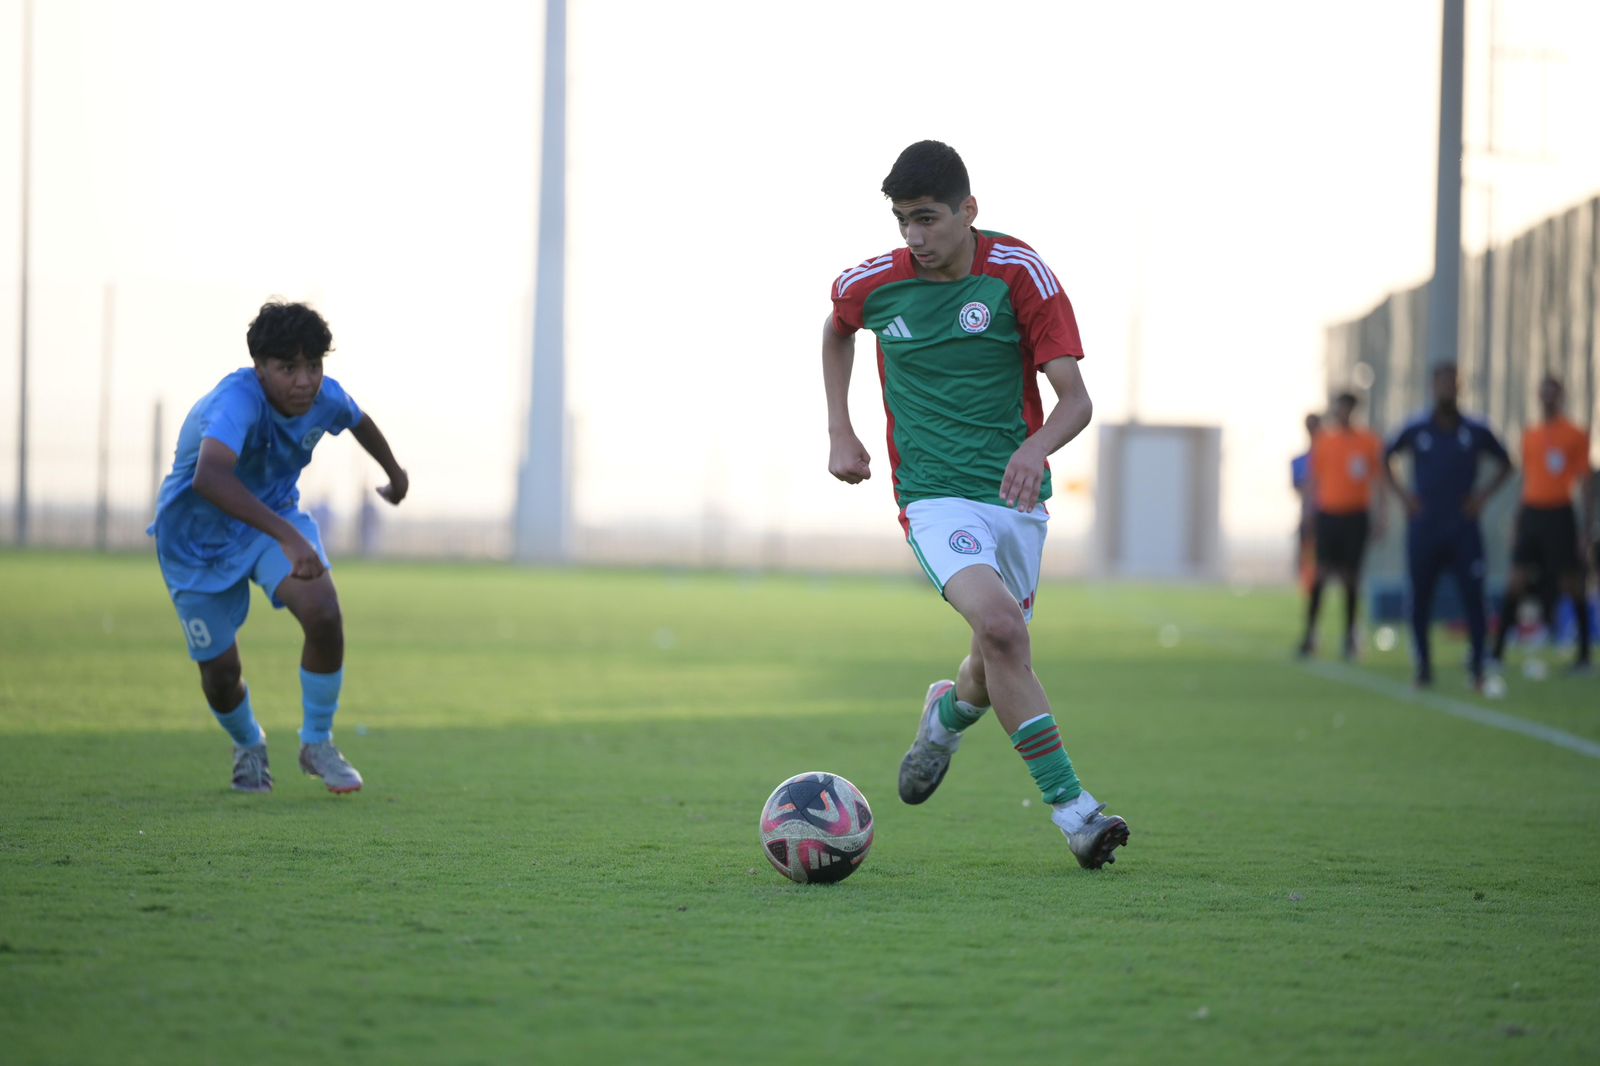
[246,300,334,362]
[881,140,971,209]
[1334,391,1358,407]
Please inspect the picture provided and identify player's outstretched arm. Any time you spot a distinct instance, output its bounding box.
[350,415,409,506]
[999,356,1091,513]
[192,438,325,579]
[822,316,870,484]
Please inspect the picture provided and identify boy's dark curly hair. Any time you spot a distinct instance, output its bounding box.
[881,140,970,210]
[246,300,334,362]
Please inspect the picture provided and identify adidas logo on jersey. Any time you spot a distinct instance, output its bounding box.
[882,315,914,339]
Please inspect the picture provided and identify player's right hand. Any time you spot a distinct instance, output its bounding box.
[282,533,326,580]
[377,468,409,506]
[828,432,872,484]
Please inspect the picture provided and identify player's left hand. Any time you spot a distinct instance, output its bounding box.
[377,469,409,506]
[1463,492,1485,518]
[1000,441,1048,512]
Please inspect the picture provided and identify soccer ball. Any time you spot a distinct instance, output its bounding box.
[758,771,875,884]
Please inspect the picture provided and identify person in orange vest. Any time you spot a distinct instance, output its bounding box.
[1299,392,1386,659]
[1490,375,1594,675]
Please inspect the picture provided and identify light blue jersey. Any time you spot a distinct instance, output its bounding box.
[150,368,362,595]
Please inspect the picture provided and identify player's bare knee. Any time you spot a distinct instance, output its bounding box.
[298,595,343,643]
[975,611,1029,661]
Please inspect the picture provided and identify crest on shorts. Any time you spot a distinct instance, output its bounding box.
[958,301,991,334]
[949,530,982,555]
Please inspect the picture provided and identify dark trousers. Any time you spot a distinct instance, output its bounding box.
[1407,520,1488,680]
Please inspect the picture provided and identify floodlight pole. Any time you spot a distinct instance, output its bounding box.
[15,0,32,545]
[1425,0,1465,375]
[95,285,114,552]
[514,0,571,563]
[149,399,164,516]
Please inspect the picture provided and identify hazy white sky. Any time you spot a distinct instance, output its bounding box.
[1,0,1597,549]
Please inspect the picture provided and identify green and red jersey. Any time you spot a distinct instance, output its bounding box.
[830,229,1085,514]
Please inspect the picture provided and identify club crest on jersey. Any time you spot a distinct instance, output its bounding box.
[949,530,982,555]
[300,427,326,450]
[958,301,992,334]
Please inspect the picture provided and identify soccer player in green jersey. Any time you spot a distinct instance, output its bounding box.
[821,140,1129,869]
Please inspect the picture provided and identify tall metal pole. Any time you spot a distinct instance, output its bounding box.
[95,284,114,551]
[514,0,570,563]
[1478,0,1497,415]
[1425,0,1466,374]
[149,399,164,517]
[15,0,32,545]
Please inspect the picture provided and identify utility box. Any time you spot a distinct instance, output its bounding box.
[1091,423,1223,579]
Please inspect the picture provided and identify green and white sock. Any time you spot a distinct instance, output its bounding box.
[930,687,987,745]
[1010,713,1082,805]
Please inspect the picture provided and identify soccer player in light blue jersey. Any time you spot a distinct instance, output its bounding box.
[150,301,408,794]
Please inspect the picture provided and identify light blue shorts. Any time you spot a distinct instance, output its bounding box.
[157,511,329,662]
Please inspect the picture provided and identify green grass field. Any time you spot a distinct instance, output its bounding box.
[2,551,1598,1064]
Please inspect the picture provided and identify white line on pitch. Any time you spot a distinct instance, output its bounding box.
[1300,659,1600,760]
[1113,599,1600,761]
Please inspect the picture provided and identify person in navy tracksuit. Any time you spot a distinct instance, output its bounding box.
[1383,364,1513,690]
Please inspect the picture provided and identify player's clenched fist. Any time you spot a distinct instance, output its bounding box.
[829,431,872,484]
[377,468,409,506]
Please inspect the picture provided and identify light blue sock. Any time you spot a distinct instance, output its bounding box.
[212,687,263,748]
[299,667,342,744]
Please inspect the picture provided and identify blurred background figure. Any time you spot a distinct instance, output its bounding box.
[1490,375,1594,675]
[1298,393,1384,660]
[1291,412,1322,597]
[1383,365,1512,692]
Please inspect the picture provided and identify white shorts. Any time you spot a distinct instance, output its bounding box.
[904,498,1049,622]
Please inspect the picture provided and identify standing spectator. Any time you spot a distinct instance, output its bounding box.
[1490,375,1593,675]
[1299,393,1385,660]
[1382,364,1513,692]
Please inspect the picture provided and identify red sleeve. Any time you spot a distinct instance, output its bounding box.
[829,253,894,335]
[990,240,1084,367]
[1025,289,1086,368]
